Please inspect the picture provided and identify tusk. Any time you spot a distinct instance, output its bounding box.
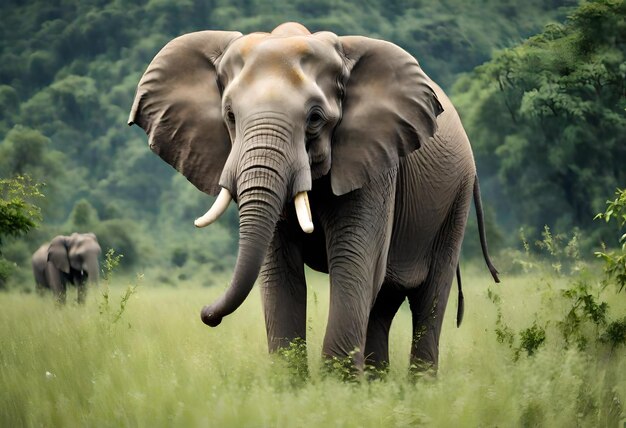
[194,188,232,228]
[294,191,314,233]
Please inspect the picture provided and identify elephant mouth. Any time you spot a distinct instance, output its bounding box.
[195,187,314,233]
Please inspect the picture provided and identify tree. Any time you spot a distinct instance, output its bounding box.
[0,175,43,248]
[454,0,626,241]
[0,175,43,288]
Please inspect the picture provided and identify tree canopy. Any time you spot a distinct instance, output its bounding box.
[454,0,625,243]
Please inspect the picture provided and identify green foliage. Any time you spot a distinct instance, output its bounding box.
[0,175,44,288]
[491,204,626,360]
[594,188,626,292]
[98,248,140,329]
[92,219,138,268]
[275,338,309,387]
[454,0,626,243]
[101,248,123,282]
[559,280,608,350]
[601,317,626,348]
[0,175,43,249]
[517,322,547,358]
[322,348,362,382]
[68,198,99,230]
[487,287,515,347]
[170,247,188,268]
[0,259,16,290]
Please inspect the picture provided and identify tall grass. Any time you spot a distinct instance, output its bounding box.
[1,267,624,427]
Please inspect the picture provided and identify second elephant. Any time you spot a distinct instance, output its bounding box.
[32,233,101,304]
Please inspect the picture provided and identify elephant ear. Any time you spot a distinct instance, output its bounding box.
[47,236,70,274]
[128,30,242,196]
[331,36,444,195]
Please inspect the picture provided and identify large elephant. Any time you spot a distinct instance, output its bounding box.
[32,233,101,304]
[129,22,499,372]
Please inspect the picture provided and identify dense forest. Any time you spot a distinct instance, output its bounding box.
[0,0,624,285]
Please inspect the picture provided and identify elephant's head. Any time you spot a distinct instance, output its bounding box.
[129,22,443,327]
[48,233,101,283]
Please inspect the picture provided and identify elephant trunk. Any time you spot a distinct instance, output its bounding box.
[85,258,100,285]
[201,125,300,327]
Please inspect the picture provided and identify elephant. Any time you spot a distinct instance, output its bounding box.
[32,233,101,304]
[129,22,500,373]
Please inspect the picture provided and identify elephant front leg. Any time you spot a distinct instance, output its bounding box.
[72,270,89,304]
[45,261,66,304]
[259,222,307,353]
[77,280,87,304]
[319,169,397,376]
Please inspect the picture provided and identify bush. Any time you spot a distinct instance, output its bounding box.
[490,188,626,360]
[0,259,16,290]
[92,219,139,269]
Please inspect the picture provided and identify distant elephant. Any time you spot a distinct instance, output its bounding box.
[32,233,101,304]
[129,22,499,373]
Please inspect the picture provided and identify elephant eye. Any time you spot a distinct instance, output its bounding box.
[226,111,236,124]
[309,112,322,125]
[306,109,326,138]
[308,112,323,126]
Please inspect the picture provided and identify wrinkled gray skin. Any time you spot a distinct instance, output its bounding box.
[129,22,499,373]
[32,233,101,304]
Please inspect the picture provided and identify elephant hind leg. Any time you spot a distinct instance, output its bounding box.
[407,264,456,374]
[407,183,472,374]
[364,283,406,372]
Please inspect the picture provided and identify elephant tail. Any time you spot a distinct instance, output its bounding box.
[456,264,464,327]
[473,175,500,283]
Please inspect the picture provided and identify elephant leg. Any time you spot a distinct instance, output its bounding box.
[77,281,87,304]
[45,261,66,304]
[364,282,406,370]
[407,185,472,373]
[407,264,455,373]
[259,221,307,352]
[74,270,89,304]
[319,169,397,373]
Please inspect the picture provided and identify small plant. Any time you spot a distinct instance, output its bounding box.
[594,188,626,293]
[98,249,122,316]
[322,348,362,382]
[515,321,546,359]
[276,338,309,387]
[558,280,608,350]
[600,317,626,349]
[487,287,514,347]
[101,248,123,282]
[99,249,140,328]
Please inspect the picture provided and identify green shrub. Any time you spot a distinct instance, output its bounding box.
[491,189,626,360]
[92,219,138,268]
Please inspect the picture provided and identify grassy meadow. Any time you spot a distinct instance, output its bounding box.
[1,266,624,427]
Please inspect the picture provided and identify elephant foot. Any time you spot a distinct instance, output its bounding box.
[200,305,222,327]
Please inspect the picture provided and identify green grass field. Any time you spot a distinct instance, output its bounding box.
[1,268,624,427]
